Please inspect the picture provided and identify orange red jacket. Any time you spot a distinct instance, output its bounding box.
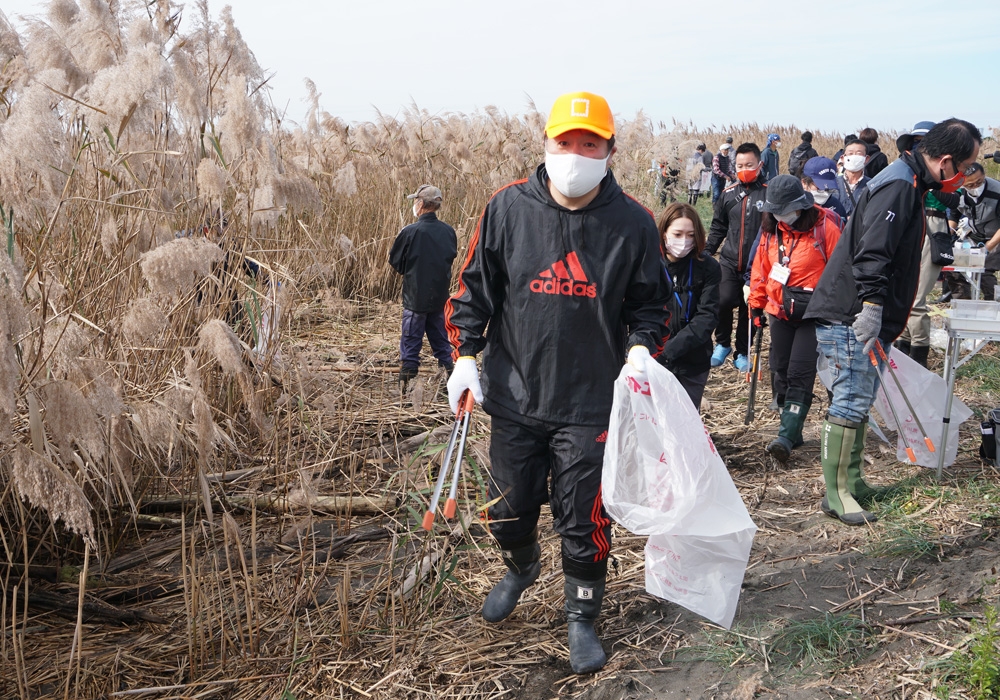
[748,206,842,320]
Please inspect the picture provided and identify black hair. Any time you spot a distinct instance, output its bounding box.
[844,138,868,151]
[801,131,813,142]
[760,206,820,235]
[844,133,857,145]
[696,143,706,152]
[918,118,981,163]
[965,162,986,176]
[735,142,761,159]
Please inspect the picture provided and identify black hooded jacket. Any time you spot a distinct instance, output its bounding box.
[864,143,890,178]
[804,151,937,342]
[658,253,721,376]
[445,165,672,425]
[706,176,767,273]
[389,212,457,313]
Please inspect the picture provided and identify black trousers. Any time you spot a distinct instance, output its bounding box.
[767,314,818,400]
[487,413,611,574]
[715,264,755,357]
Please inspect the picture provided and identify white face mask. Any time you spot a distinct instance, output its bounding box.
[843,155,867,173]
[775,212,800,225]
[545,152,609,199]
[967,184,986,198]
[811,190,832,205]
[412,203,420,217]
[666,236,694,258]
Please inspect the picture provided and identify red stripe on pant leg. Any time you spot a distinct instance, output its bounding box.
[590,485,611,562]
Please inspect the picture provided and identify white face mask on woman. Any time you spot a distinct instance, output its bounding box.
[545,152,610,198]
[775,212,800,225]
[843,155,867,173]
[811,190,832,205]
[665,236,694,258]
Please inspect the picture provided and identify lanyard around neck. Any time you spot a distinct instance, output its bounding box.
[672,256,695,324]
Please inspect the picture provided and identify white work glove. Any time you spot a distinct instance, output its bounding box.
[626,345,651,373]
[446,356,483,414]
[851,302,883,355]
[742,285,751,304]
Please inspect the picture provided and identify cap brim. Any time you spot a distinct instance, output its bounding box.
[545,122,614,140]
[763,192,814,215]
[811,176,838,191]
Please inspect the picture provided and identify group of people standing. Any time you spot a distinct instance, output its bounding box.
[387,91,985,674]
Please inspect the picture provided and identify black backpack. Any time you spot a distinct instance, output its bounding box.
[787,145,811,177]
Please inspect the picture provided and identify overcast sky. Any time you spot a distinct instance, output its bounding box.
[4,0,999,134]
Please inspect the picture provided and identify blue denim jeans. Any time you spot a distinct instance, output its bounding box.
[711,175,726,203]
[814,323,885,425]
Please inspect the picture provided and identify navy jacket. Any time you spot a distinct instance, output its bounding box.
[389,212,457,313]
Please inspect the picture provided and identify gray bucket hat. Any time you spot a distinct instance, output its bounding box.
[763,174,813,216]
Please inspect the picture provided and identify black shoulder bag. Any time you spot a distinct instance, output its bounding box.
[776,227,813,322]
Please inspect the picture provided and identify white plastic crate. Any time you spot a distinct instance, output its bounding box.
[948,299,1000,332]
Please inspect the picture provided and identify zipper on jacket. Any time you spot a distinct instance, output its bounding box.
[737,192,747,271]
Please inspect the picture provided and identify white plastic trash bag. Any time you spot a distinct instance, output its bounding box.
[603,361,757,629]
[871,349,972,469]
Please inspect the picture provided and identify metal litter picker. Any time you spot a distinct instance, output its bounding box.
[422,390,475,531]
[874,340,935,454]
[868,347,917,464]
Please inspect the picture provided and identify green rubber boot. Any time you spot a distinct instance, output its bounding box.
[848,422,893,507]
[482,541,541,623]
[820,420,877,526]
[766,389,811,463]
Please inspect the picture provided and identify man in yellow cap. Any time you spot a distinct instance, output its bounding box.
[445,91,671,674]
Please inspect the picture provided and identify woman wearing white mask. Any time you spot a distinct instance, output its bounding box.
[801,156,848,221]
[748,175,842,463]
[836,139,871,217]
[656,202,721,409]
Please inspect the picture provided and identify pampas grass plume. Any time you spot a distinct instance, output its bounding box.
[139,236,223,300]
[196,158,228,200]
[12,445,95,546]
[197,319,245,376]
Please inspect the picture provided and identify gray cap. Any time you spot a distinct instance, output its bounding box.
[406,184,443,203]
[763,174,814,216]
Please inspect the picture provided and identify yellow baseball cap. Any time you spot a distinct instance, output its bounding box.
[544,91,615,140]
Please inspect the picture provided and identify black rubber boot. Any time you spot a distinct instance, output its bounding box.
[481,541,541,623]
[399,365,418,393]
[895,339,911,356]
[564,573,607,674]
[909,345,929,368]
